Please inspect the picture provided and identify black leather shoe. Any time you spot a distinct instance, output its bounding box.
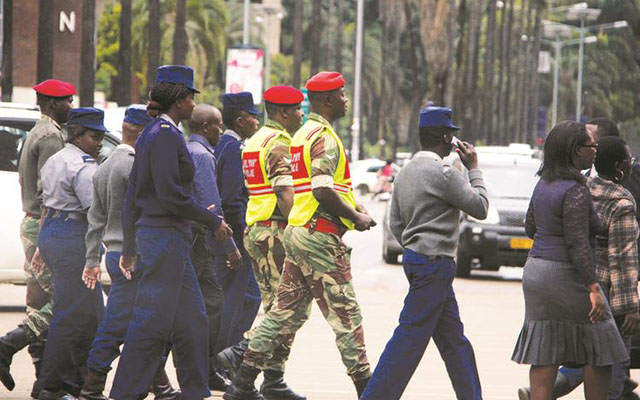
[260,370,305,400]
[210,371,230,392]
[223,364,264,400]
[217,339,248,381]
[0,326,30,390]
[38,389,77,400]
[150,367,181,400]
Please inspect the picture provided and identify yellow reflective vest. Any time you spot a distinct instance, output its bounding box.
[288,114,356,230]
[242,122,291,226]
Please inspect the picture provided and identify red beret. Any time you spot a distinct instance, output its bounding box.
[33,79,76,97]
[263,86,304,105]
[305,71,345,92]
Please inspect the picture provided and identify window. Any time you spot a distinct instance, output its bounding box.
[0,120,33,172]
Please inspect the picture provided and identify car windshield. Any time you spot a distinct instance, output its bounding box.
[480,160,540,200]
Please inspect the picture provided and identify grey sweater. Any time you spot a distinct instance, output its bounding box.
[85,146,134,266]
[390,151,489,258]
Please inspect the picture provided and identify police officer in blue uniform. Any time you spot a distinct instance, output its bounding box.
[214,92,262,356]
[35,108,108,400]
[78,105,180,400]
[111,65,233,400]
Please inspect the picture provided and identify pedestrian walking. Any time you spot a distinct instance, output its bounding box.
[186,103,241,392]
[0,79,75,396]
[110,65,232,400]
[512,121,629,400]
[217,86,305,400]
[361,106,486,400]
[77,105,180,400]
[35,107,108,400]
[223,71,376,400]
[214,92,262,354]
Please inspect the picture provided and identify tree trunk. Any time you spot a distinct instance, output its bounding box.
[377,15,389,156]
[37,0,54,82]
[1,0,13,101]
[481,0,497,143]
[403,0,423,151]
[528,2,542,143]
[336,0,344,71]
[326,0,334,71]
[514,0,532,143]
[444,0,457,107]
[502,0,515,142]
[147,0,161,93]
[310,0,321,75]
[292,0,303,87]
[462,0,481,137]
[496,3,508,144]
[118,0,132,105]
[173,0,187,64]
[80,0,96,106]
[454,0,467,121]
[390,21,401,157]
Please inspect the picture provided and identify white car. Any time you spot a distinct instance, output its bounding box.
[0,102,121,284]
[350,158,399,195]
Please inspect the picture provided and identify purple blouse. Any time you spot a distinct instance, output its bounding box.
[525,178,599,285]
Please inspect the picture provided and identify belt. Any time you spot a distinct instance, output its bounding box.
[47,209,87,222]
[25,213,40,219]
[256,220,288,230]
[303,217,346,237]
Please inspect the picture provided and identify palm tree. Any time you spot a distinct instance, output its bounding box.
[173,0,187,64]
[147,0,161,93]
[2,0,13,101]
[310,0,321,75]
[80,0,96,106]
[37,0,54,82]
[292,0,303,87]
[335,0,343,72]
[482,0,497,143]
[118,0,133,105]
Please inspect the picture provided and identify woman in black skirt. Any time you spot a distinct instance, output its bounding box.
[512,121,629,400]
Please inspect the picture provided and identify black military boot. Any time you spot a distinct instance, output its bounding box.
[38,389,77,400]
[0,326,31,390]
[77,369,107,400]
[150,367,181,400]
[210,371,230,392]
[260,370,306,400]
[354,377,369,399]
[217,339,248,381]
[223,364,264,400]
[31,361,42,399]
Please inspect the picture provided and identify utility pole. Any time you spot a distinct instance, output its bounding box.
[243,0,250,45]
[350,0,364,161]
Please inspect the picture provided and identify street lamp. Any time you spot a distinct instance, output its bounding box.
[542,33,597,127]
[351,0,364,161]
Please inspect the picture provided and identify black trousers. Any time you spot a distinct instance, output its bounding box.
[190,230,225,376]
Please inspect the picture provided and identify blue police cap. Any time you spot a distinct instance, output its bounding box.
[221,92,259,115]
[124,104,154,127]
[419,106,460,130]
[67,107,108,132]
[155,65,200,93]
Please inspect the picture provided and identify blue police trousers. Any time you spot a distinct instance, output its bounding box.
[213,236,261,353]
[37,213,104,394]
[110,226,209,400]
[362,250,482,400]
[86,251,138,372]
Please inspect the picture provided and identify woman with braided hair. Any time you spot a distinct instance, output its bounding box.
[110,66,232,400]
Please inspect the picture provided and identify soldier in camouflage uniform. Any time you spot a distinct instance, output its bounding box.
[224,72,376,400]
[0,80,75,395]
[218,86,305,400]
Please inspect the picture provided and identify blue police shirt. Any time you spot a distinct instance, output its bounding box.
[121,116,222,256]
[214,130,249,237]
[186,133,237,255]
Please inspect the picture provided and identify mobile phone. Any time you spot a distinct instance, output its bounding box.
[451,136,463,148]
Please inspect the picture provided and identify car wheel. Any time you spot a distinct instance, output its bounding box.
[455,249,472,278]
[356,184,369,196]
[383,247,400,264]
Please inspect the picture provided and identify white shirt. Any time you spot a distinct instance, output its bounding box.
[116,143,135,154]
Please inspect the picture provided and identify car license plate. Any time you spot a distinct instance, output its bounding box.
[510,238,533,249]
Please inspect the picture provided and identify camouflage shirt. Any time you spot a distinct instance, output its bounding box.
[264,120,293,219]
[18,114,66,217]
[307,113,348,226]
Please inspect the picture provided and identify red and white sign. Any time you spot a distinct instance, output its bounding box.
[225,48,264,105]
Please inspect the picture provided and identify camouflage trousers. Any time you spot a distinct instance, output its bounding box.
[243,221,293,372]
[243,225,371,382]
[20,216,54,345]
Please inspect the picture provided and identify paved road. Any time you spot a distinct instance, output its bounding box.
[0,197,637,399]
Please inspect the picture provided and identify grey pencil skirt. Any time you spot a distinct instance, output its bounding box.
[511,257,629,367]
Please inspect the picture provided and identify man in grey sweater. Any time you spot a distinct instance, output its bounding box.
[361,107,488,400]
[79,105,179,400]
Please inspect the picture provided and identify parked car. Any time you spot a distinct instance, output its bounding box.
[0,102,121,284]
[351,158,400,195]
[381,146,541,276]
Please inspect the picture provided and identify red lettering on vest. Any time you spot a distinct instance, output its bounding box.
[290,146,309,180]
[343,150,351,180]
[242,151,265,185]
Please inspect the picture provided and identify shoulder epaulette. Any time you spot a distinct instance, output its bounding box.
[305,126,323,141]
[82,155,96,163]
